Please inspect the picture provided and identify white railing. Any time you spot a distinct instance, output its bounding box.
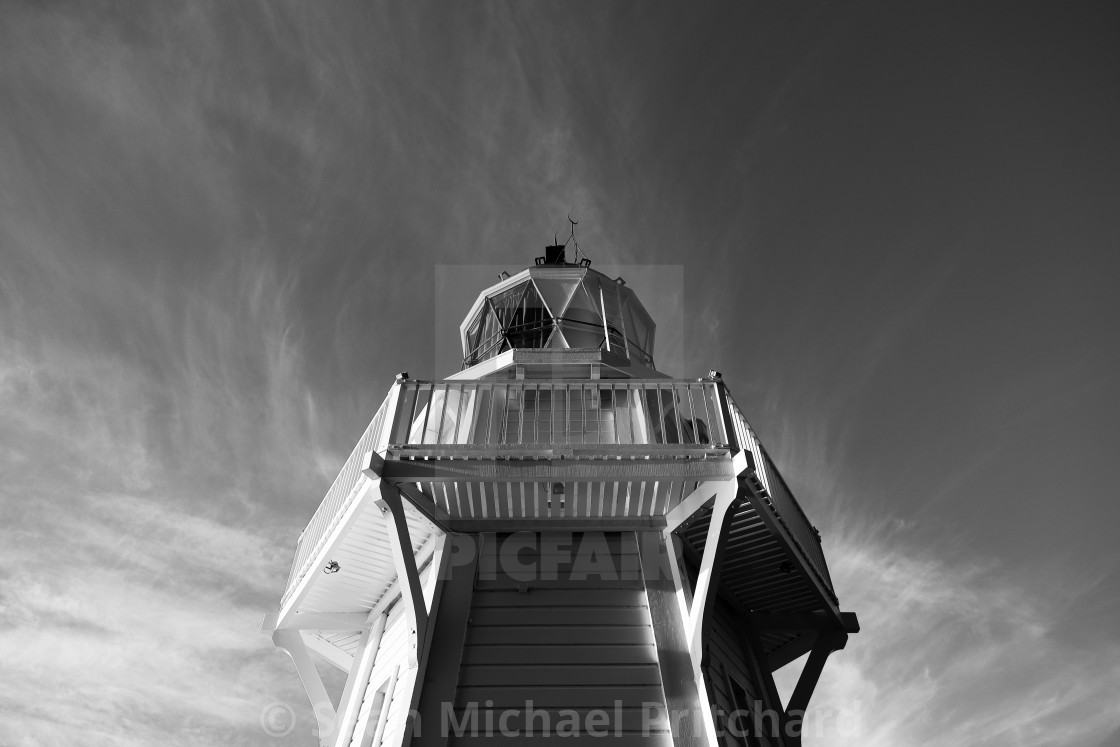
[390,379,728,448]
[280,378,835,603]
[281,389,395,605]
[722,391,834,596]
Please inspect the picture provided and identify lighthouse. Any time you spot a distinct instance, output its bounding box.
[263,244,858,746]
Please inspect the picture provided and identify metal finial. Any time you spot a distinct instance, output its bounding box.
[564,214,590,266]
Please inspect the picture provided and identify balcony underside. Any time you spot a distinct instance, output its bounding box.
[675,497,845,669]
[271,376,851,679]
[382,446,733,530]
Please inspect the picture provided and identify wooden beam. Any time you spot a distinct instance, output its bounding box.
[367,531,441,621]
[304,633,354,672]
[687,482,739,656]
[375,482,428,667]
[663,480,724,533]
[423,533,448,611]
[784,631,848,747]
[637,530,710,747]
[380,457,733,483]
[748,611,839,632]
[737,615,795,743]
[394,481,453,530]
[390,443,727,460]
[411,535,479,747]
[272,629,335,747]
[446,516,667,533]
[398,523,456,746]
[279,612,370,631]
[766,632,817,672]
[332,611,387,747]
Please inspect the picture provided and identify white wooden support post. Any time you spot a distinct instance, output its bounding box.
[375,481,428,667]
[662,531,693,622]
[304,634,355,672]
[332,611,388,747]
[660,450,752,747]
[640,530,709,747]
[272,629,336,747]
[686,479,739,659]
[686,450,751,658]
[784,630,848,747]
[664,480,726,533]
[423,532,449,611]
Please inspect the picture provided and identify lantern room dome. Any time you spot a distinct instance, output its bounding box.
[460,265,656,370]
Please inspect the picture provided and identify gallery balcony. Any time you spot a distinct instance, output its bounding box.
[280,376,839,639]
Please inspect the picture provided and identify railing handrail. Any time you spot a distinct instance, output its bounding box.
[281,388,395,605]
[401,377,709,386]
[281,376,835,605]
[720,386,835,596]
[392,378,728,449]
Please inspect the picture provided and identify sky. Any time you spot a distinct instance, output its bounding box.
[1,1,1118,745]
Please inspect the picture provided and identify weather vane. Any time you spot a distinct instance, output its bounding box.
[564,213,589,265]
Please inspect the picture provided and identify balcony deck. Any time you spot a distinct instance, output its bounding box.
[280,377,837,621]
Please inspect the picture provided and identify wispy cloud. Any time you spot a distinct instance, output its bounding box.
[0,485,309,747]
[1,3,1116,745]
[775,515,1120,747]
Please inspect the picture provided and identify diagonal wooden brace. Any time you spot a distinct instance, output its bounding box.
[375,481,428,667]
[783,630,848,746]
[272,629,336,747]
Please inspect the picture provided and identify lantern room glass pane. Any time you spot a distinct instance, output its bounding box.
[544,327,568,348]
[560,283,604,349]
[533,278,579,318]
[472,304,504,364]
[491,282,529,331]
[465,308,483,355]
[506,282,551,349]
[625,302,650,353]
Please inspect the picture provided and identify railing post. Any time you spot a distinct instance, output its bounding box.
[390,376,416,446]
[714,380,741,453]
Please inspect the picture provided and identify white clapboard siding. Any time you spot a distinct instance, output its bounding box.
[447,532,672,745]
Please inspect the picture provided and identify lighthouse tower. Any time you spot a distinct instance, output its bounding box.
[264,245,858,746]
